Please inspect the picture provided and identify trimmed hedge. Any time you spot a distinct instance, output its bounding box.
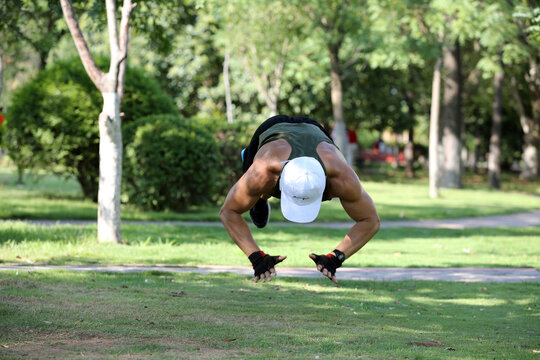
[123,115,220,211]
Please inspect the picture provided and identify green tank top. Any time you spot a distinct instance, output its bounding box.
[257,122,337,200]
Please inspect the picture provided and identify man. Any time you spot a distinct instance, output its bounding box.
[219,115,380,284]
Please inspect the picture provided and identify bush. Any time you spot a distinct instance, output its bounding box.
[123,115,220,211]
[196,118,257,201]
[3,57,177,200]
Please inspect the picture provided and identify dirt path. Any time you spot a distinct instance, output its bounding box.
[4,209,540,229]
[1,264,538,283]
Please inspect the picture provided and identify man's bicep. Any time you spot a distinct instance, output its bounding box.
[340,186,378,222]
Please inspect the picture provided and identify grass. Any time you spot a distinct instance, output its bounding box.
[1,165,539,222]
[0,271,538,359]
[1,222,539,268]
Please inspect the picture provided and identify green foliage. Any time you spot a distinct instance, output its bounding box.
[123,115,220,211]
[3,57,176,200]
[196,117,257,201]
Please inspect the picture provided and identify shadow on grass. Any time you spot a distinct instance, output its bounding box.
[1,222,538,246]
[0,271,537,359]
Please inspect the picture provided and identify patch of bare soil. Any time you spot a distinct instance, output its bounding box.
[1,331,253,359]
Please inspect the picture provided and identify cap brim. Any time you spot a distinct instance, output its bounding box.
[280,191,323,224]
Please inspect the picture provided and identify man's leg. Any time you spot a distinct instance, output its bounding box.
[249,197,271,228]
[241,147,271,228]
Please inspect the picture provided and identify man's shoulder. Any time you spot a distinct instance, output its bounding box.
[245,158,282,195]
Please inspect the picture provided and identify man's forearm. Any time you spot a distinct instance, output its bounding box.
[219,208,260,256]
[335,216,380,258]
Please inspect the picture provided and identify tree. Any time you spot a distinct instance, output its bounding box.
[441,41,463,188]
[60,0,135,243]
[293,0,371,161]
[510,3,540,180]
[429,57,443,198]
[214,0,304,117]
[0,0,79,69]
[489,59,504,189]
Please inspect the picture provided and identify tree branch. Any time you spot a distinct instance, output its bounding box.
[60,0,104,91]
[117,0,136,102]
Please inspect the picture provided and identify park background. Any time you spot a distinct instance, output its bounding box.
[0,0,539,359]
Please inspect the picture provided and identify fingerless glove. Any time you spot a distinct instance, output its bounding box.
[310,249,345,276]
[248,251,283,277]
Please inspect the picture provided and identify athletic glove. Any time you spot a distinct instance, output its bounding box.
[310,249,346,276]
[248,250,284,277]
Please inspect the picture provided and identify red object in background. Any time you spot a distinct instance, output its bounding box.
[358,149,405,165]
[347,129,357,144]
[0,113,4,125]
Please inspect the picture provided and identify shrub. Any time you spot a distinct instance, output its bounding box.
[123,115,220,211]
[3,57,177,200]
[196,118,257,201]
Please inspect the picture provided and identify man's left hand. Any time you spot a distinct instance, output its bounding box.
[309,252,344,284]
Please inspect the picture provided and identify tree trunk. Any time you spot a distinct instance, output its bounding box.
[429,58,442,198]
[441,42,462,188]
[329,44,348,160]
[16,166,24,185]
[97,92,123,243]
[0,55,3,102]
[488,66,503,189]
[61,0,134,243]
[223,46,233,123]
[511,75,540,180]
[404,87,416,177]
[472,129,480,173]
[405,127,414,177]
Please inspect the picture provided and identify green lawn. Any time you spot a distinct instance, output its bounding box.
[1,165,539,222]
[0,271,538,359]
[2,222,539,268]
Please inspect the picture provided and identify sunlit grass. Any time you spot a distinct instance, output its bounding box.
[0,271,538,359]
[1,164,539,222]
[1,222,539,268]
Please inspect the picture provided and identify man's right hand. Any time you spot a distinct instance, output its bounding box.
[248,251,286,283]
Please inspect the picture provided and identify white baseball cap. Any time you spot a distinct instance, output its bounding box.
[279,156,326,223]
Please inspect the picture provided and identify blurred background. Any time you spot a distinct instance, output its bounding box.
[0,0,538,214]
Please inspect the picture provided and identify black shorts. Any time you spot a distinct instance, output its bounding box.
[241,115,330,172]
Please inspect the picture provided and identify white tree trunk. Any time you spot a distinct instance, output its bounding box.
[329,47,348,160]
[97,92,123,243]
[429,58,442,198]
[61,0,134,244]
[488,68,503,189]
[0,55,3,102]
[441,43,462,188]
[522,144,538,178]
[223,46,233,123]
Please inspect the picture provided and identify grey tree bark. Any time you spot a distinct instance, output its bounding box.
[0,55,3,103]
[223,46,233,123]
[429,58,443,198]
[329,43,348,160]
[60,0,135,243]
[511,75,540,180]
[441,42,463,188]
[488,64,503,189]
[404,87,416,178]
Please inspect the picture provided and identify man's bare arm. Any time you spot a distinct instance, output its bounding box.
[312,164,380,283]
[219,160,286,283]
[219,172,261,256]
